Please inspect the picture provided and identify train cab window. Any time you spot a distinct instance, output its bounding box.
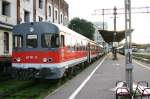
[26,34,37,48]
[42,34,59,48]
[14,35,23,49]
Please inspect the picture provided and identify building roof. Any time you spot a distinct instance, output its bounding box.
[98,30,133,43]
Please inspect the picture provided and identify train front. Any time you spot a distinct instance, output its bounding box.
[12,22,64,79]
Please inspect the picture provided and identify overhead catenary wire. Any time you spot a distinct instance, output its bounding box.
[92,6,150,15]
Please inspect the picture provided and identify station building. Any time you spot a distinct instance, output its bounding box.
[0,0,69,64]
[0,0,17,63]
[17,0,69,25]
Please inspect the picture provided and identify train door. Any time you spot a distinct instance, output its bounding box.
[87,42,91,63]
[60,35,65,47]
[60,34,65,61]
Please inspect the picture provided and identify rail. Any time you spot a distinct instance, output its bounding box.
[133,56,150,63]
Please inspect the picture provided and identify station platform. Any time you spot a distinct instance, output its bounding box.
[45,53,150,99]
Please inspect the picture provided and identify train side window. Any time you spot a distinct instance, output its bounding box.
[14,35,23,49]
[26,34,37,48]
[61,35,65,47]
[51,34,59,48]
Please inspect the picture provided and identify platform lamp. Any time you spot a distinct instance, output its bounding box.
[113,6,118,60]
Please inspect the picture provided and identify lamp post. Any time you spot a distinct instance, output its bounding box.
[113,6,117,60]
[125,0,133,94]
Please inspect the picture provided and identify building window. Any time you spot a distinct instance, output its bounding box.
[4,32,9,53]
[39,16,43,21]
[55,10,58,20]
[49,6,51,17]
[60,14,63,24]
[39,0,43,9]
[64,16,67,25]
[2,1,10,16]
[24,10,30,22]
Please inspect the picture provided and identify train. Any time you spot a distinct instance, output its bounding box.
[12,22,104,79]
[117,46,125,55]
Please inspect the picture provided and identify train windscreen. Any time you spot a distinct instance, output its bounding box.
[41,34,59,48]
[13,35,23,49]
[26,34,38,48]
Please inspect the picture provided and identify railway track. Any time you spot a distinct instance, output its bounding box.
[133,53,150,64]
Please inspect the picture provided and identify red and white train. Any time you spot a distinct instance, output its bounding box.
[12,22,104,79]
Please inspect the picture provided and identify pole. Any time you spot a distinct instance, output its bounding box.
[102,9,105,51]
[102,9,105,30]
[113,6,117,60]
[125,0,133,94]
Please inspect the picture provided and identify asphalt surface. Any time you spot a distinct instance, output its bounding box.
[45,53,150,99]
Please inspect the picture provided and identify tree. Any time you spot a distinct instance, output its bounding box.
[68,17,95,40]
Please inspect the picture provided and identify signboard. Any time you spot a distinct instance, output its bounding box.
[27,35,37,39]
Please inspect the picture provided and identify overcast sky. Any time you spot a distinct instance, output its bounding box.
[65,0,150,44]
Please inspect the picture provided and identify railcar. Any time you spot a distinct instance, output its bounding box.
[117,46,125,55]
[12,22,103,79]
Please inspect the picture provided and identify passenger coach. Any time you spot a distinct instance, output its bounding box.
[12,22,103,79]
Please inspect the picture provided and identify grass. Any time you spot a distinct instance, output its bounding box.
[3,65,87,99]
[0,80,34,98]
[4,79,67,99]
[0,73,11,82]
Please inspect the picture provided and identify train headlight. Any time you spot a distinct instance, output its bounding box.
[14,58,21,62]
[17,58,21,62]
[42,58,53,63]
[43,58,48,63]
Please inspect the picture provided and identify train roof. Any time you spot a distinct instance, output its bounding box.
[13,22,100,46]
[54,23,91,40]
[54,23,99,45]
[117,46,124,49]
[13,22,59,34]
